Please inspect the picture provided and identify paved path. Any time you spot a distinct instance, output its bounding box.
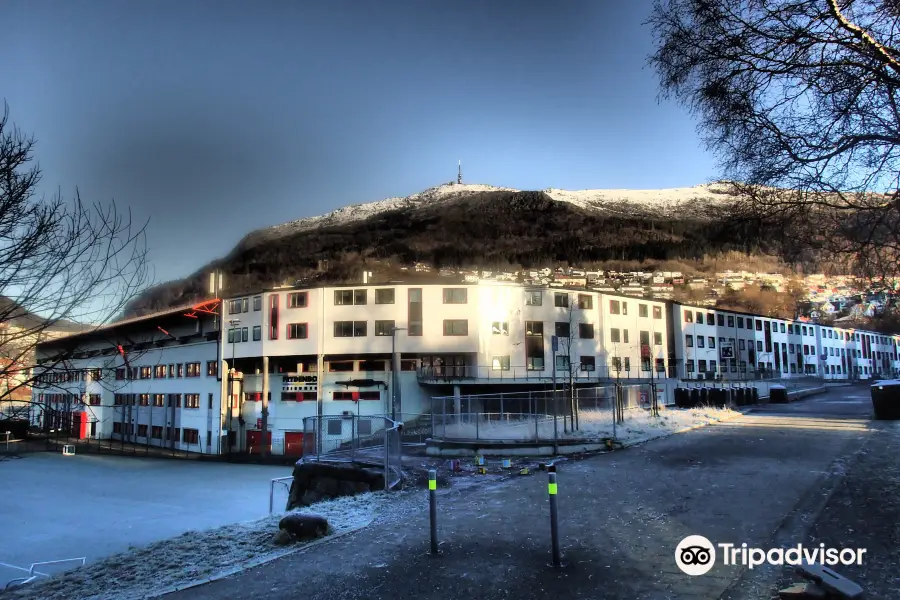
[165,386,875,600]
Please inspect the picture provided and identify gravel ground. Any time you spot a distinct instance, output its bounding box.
[0,492,424,600]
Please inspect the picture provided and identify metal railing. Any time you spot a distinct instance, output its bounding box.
[4,557,86,590]
[417,365,669,383]
[269,476,294,514]
[430,384,657,443]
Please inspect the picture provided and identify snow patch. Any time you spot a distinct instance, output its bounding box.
[250,182,736,245]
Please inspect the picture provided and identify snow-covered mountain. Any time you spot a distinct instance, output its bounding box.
[244,182,735,247]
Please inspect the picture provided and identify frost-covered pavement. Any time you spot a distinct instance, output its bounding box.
[1,491,423,600]
[0,454,288,590]
[162,391,875,600]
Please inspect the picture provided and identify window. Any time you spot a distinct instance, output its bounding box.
[253,296,262,311]
[622,302,628,315]
[184,394,200,409]
[696,313,704,325]
[287,323,308,339]
[138,394,150,406]
[717,314,725,326]
[707,313,714,324]
[354,289,367,305]
[153,394,164,407]
[611,328,621,343]
[686,335,694,347]
[699,359,708,372]
[334,289,366,305]
[186,362,201,377]
[168,393,182,407]
[207,361,218,377]
[359,359,386,371]
[443,288,467,304]
[154,365,166,378]
[492,321,509,335]
[443,320,468,336]
[327,420,343,436]
[639,304,648,318]
[151,426,163,440]
[287,292,308,308]
[375,320,396,336]
[612,357,623,371]
[708,337,716,348]
[88,394,101,406]
[242,298,249,313]
[610,300,621,314]
[183,429,200,444]
[639,331,650,346]
[491,356,511,371]
[641,356,652,372]
[375,288,395,304]
[253,325,261,341]
[242,327,248,342]
[757,341,763,351]
[115,368,125,380]
[526,321,543,336]
[698,336,705,348]
[578,356,595,371]
[113,422,123,435]
[177,363,184,378]
[579,323,594,339]
[227,328,237,343]
[654,332,663,345]
[780,323,785,333]
[525,291,542,306]
[408,288,423,336]
[653,306,662,319]
[728,315,735,327]
[623,357,631,371]
[269,294,279,340]
[555,355,570,370]
[709,360,717,372]
[334,321,367,337]
[684,310,693,322]
[623,330,630,343]
[656,358,666,372]
[738,317,745,328]
[756,320,763,331]
[577,294,593,309]
[555,322,570,338]
[139,366,151,379]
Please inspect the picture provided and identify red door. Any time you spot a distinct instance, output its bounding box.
[245,430,272,454]
[284,431,307,456]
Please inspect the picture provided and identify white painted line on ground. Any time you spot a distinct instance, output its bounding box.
[0,562,30,573]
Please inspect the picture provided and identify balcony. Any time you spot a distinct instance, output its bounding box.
[416,365,667,384]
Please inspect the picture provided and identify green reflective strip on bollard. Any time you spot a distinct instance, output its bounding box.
[429,479,437,490]
[548,482,557,495]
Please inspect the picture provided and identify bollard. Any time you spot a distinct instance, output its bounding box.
[548,472,561,567]
[428,469,438,555]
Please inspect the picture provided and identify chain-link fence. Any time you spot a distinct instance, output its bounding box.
[430,384,661,443]
[301,414,404,490]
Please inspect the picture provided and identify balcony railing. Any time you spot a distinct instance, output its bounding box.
[417,365,669,383]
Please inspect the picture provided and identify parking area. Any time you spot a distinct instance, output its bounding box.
[0,453,290,588]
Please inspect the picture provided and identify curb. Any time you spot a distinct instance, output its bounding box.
[147,520,373,598]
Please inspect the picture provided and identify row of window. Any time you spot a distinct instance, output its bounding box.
[112,423,201,444]
[113,393,207,409]
[114,362,210,380]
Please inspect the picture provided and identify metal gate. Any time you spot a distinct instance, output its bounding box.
[301,414,403,490]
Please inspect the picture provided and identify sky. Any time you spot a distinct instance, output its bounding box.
[1,0,715,287]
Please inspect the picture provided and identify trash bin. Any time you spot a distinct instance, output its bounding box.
[722,387,733,407]
[689,388,700,408]
[737,387,748,406]
[871,380,900,420]
[699,387,709,407]
[751,387,760,404]
[769,384,788,404]
[675,387,688,408]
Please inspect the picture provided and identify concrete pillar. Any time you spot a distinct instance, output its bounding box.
[453,385,461,415]
[261,356,270,455]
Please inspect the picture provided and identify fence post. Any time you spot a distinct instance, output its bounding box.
[428,469,438,555]
[548,471,561,567]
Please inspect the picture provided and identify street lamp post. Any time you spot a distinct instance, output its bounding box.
[227,318,240,454]
[390,326,407,421]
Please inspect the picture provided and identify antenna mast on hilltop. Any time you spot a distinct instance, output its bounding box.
[457,160,462,185]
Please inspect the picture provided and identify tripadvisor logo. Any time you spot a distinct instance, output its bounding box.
[675,535,867,576]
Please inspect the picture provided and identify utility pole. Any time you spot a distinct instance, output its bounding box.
[391,326,407,421]
[228,318,240,455]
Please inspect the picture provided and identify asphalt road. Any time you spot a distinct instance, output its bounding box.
[164,384,880,600]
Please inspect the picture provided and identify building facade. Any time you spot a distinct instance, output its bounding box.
[30,282,900,457]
